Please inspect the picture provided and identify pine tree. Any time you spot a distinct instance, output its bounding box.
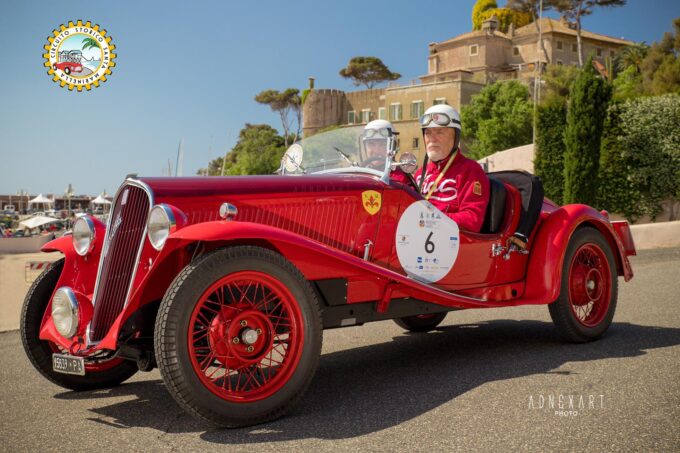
[534,98,567,204]
[563,59,611,205]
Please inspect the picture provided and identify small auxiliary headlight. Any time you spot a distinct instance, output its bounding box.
[219,203,238,220]
[52,287,79,338]
[147,205,175,251]
[72,216,95,256]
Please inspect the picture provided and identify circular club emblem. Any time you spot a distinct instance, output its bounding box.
[43,20,116,91]
[395,200,460,283]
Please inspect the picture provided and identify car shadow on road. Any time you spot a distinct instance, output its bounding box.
[52,320,680,441]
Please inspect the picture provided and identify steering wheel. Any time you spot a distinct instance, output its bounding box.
[361,156,387,170]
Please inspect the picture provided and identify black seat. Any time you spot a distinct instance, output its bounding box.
[481,177,507,234]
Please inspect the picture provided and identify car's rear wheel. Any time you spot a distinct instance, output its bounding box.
[20,259,138,390]
[394,312,447,333]
[155,246,322,428]
[548,227,618,342]
[52,64,57,71]
[64,67,71,75]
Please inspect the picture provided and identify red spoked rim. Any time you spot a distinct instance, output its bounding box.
[567,243,612,328]
[188,271,304,403]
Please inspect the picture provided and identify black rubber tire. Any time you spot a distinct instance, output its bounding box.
[20,259,138,391]
[548,227,618,343]
[394,312,447,333]
[64,67,71,75]
[154,246,323,428]
[52,64,57,70]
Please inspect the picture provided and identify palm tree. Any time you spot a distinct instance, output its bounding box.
[617,43,649,74]
[81,37,100,52]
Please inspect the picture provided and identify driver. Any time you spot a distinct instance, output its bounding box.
[415,104,490,233]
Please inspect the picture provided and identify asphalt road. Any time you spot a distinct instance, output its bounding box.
[2,248,679,452]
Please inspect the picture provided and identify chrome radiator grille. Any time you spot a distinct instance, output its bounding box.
[89,184,150,342]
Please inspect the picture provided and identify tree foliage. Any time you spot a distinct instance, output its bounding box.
[612,66,642,101]
[542,63,580,101]
[639,18,680,95]
[597,104,640,218]
[563,59,611,205]
[254,88,301,147]
[552,0,627,67]
[472,0,498,30]
[198,124,286,176]
[461,80,533,159]
[472,0,532,33]
[534,98,567,204]
[339,57,401,89]
[616,94,680,219]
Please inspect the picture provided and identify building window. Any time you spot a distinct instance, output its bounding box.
[348,110,356,124]
[361,109,371,123]
[433,97,447,105]
[556,40,563,51]
[513,46,520,56]
[378,107,386,120]
[572,43,578,52]
[597,48,602,57]
[556,60,563,66]
[390,103,402,121]
[469,44,478,56]
[411,100,424,119]
[412,137,419,149]
[610,50,615,58]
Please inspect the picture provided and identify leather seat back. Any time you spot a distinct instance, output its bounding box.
[481,177,507,234]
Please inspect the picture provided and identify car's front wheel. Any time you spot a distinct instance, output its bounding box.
[548,227,618,342]
[155,246,322,427]
[20,259,138,390]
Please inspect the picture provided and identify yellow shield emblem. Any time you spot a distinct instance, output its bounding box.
[362,190,382,215]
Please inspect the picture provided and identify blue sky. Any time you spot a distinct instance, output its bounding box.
[0,0,678,196]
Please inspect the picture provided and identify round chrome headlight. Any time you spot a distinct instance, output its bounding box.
[72,216,95,256]
[52,287,79,338]
[147,205,175,251]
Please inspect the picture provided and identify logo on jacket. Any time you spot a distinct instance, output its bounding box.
[362,190,382,215]
[43,20,116,91]
[422,177,458,202]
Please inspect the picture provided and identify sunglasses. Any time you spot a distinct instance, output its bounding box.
[420,112,461,127]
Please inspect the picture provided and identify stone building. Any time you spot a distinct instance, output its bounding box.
[303,16,632,160]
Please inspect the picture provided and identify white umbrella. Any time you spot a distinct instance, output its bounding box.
[19,215,59,230]
[90,194,112,205]
[28,194,54,205]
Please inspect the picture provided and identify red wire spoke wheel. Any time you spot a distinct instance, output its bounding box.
[549,227,618,342]
[567,244,611,328]
[188,271,303,402]
[155,246,322,428]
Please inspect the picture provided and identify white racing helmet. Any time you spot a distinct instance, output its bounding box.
[360,119,398,162]
[420,104,462,150]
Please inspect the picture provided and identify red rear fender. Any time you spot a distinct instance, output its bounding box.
[524,204,634,305]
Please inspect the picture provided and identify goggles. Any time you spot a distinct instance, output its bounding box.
[420,112,461,127]
[362,128,394,139]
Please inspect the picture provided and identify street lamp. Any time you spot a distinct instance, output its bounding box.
[64,184,75,215]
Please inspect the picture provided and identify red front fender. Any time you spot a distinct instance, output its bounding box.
[523,204,634,305]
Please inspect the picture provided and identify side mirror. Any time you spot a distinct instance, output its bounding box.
[398,152,418,174]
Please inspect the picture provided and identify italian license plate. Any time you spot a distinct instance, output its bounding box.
[52,353,85,376]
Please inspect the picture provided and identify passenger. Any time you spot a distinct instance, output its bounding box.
[415,104,490,233]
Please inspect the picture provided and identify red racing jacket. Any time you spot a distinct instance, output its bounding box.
[415,150,490,233]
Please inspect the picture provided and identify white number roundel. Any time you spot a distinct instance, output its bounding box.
[395,200,460,283]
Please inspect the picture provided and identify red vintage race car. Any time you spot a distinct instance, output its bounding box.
[21,126,635,427]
